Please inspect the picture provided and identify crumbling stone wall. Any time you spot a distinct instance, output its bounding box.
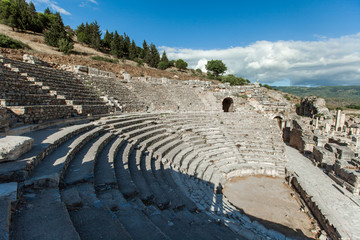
[0,107,10,133]
[297,96,331,119]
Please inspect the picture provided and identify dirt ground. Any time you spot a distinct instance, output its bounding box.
[223,176,318,239]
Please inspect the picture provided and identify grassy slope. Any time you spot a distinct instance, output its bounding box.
[277,86,360,107]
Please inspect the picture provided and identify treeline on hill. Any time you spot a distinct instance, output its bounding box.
[75,21,189,70]
[0,0,73,53]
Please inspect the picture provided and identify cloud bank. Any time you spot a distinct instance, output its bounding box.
[160,33,360,86]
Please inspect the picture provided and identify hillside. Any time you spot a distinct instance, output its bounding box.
[277,85,360,107]
[0,24,209,81]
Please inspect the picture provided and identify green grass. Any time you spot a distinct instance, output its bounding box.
[277,86,360,107]
[0,34,30,49]
[91,55,119,64]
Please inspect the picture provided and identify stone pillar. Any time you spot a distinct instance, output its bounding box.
[315,117,319,129]
[325,123,331,133]
[335,110,341,131]
[339,113,346,131]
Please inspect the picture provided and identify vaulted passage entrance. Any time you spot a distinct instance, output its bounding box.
[222,98,234,112]
[274,116,283,129]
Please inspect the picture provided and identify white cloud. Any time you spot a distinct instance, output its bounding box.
[32,0,71,15]
[160,33,360,86]
[79,0,98,7]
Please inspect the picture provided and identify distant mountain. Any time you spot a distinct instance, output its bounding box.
[276,86,360,107]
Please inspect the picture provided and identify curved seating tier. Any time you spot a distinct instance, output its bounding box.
[2,111,288,240]
[0,56,111,125]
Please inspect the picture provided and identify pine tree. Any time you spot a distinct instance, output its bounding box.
[129,40,137,60]
[148,43,160,68]
[111,30,123,58]
[102,30,113,49]
[141,40,149,60]
[44,12,67,47]
[160,51,169,63]
[122,33,130,58]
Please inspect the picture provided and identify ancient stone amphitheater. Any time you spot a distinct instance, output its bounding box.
[1,55,359,240]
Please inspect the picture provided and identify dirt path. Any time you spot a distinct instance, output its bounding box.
[223,176,318,239]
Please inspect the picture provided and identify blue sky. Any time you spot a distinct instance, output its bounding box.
[30,0,360,86]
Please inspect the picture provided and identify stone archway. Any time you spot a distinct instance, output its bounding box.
[222,97,234,112]
[274,116,283,129]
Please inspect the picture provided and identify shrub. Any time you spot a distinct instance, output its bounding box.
[91,55,119,63]
[175,59,188,70]
[157,61,169,70]
[58,38,73,54]
[221,74,249,86]
[263,84,273,90]
[284,95,291,101]
[0,34,30,49]
[134,58,143,67]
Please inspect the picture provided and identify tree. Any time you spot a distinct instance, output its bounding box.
[129,40,137,60]
[58,38,73,54]
[110,30,123,58]
[141,40,149,60]
[175,59,188,70]
[148,43,160,68]
[205,60,227,79]
[44,12,67,47]
[221,74,249,86]
[160,51,169,63]
[102,30,113,49]
[157,61,168,70]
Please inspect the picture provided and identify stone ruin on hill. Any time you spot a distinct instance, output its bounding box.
[0,54,360,240]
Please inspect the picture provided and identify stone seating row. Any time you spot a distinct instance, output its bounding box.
[2,112,288,239]
[0,57,112,125]
[79,75,147,112]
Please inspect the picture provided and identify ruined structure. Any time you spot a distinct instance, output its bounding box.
[1,54,360,240]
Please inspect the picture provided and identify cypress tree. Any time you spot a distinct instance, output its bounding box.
[141,40,149,60]
[111,30,123,58]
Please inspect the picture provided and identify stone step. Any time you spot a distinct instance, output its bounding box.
[150,154,185,210]
[114,141,138,198]
[140,151,170,209]
[0,198,11,240]
[127,146,154,202]
[0,123,93,183]
[11,189,80,240]
[94,136,122,189]
[62,184,132,240]
[64,132,115,186]
[28,127,104,188]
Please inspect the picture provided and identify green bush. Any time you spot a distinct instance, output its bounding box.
[221,74,249,86]
[175,59,188,70]
[263,84,273,90]
[91,55,119,64]
[284,95,291,101]
[0,34,30,49]
[134,58,143,67]
[157,61,169,70]
[58,38,73,54]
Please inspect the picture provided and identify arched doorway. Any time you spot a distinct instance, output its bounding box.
[274,116,283,129]
[222,98,234,112]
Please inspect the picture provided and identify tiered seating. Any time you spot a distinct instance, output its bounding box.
[79,75,146,112]
[0,59,75,124]
[2,112,288,239]
[2,57,111,117]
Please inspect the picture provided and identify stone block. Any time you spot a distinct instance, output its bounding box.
[62,187,82,208]
[313,146,335,165]
[0,182,18,202]
[0,136,34,162]
[32,173,60,188]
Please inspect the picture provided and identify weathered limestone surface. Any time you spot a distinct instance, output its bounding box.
[0,182,18,202]
[298,96,332,119]
[289,119,315,153]
[0,136,34,162]
[286,146,360,240]
[0,198,11,240]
